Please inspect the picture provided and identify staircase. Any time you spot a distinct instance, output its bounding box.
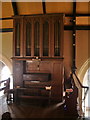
[63,72,89,118]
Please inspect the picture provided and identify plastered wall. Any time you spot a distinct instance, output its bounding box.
[63,31,73,76]
[76,30,90,82]
[63,30,89,81]
[0,32,13,73]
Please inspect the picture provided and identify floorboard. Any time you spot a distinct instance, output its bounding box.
[0,95,89,120]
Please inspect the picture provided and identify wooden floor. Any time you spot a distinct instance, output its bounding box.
[0,95,64,119]
[0,94,86,120]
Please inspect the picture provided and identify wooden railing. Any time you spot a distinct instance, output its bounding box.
[0,78,10,93]
[73,72,89,117]
[73,73,89,100]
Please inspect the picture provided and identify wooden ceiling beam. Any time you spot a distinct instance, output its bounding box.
[1,25,90,33]
[42,1,46,14]
[0,28,13,32]
[76,25,90,30]
[76,14,90,17]
[0,17,13,20]
[64,25,90,30]
[11,1,18,16]
[65,14,90,17]
[72,0,77,72]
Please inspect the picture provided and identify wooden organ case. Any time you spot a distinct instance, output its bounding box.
[12,14,64,104]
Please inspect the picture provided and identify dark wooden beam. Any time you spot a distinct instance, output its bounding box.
[65,14,90,17]
[0,28,13,32]
[42,1,46,14]
[76,26,90,30]
[0,26,89,32]
[0,17,13,20]
[64,25,90,30]
[76,14,90,17]
[11,1,18,16]
[72,0,77,72]
[64,26,73,30]
[73,1,76,17]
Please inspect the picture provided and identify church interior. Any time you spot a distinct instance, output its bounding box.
[0,1,90,119]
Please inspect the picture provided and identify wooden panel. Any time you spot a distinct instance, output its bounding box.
[17,2,43,15]
[26,60,40,71]
[76,17,90,25]
[51,61,63,102]
[46,2,73,14]
[13,60,23,88]
[23,73,51,82]
[26,60,52,73]
[39,61,52,72]
[76,2,89,14]
[1,20,13,29]
[2,2,14,18]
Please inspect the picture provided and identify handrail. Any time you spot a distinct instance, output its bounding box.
[73,72,89,101]
[73,72,89,117]
[0,87,7,91]
[0,78,10,92]
[0,79,9,84]
[74,72,88,88]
